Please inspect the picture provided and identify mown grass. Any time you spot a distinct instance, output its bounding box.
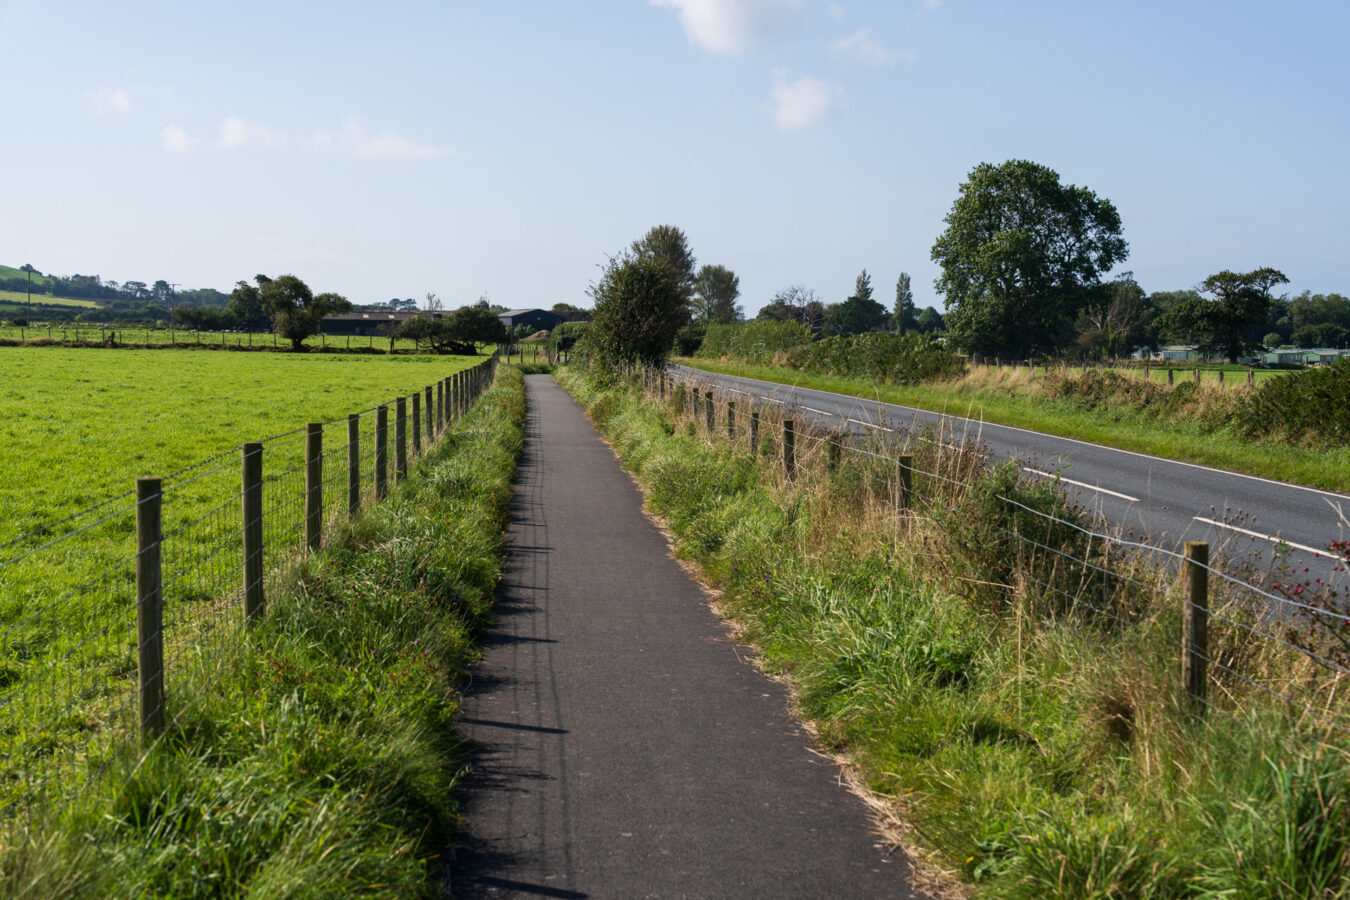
[560,366,1350,898]
[0,364,524,897]
[682,357,1350,492]
[0,291,97,309]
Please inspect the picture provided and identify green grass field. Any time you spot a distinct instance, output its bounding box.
[0,323,428,351]
[0,290,98,309]
[0,264,51,287]
[0,347,494,821]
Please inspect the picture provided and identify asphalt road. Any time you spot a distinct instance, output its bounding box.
[671,364,1350,588]
[449,376,923,899]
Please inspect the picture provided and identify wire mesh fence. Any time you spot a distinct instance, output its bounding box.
[0,351,500,850]
[646,364,1350,748]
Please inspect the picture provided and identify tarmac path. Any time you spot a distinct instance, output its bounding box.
[448,375,923,899]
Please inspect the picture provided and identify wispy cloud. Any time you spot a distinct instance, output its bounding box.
[217,117,289,150]
[770,68,842,131]
[651,0,803,54]
[87,86,131,116]
[830,26,910,66]
[309,118,447,161]
[159,124,197,153]
[827,4,846,19]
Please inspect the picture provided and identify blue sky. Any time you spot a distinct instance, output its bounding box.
[3,1,1347,316]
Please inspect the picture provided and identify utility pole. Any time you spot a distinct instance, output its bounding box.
[169,283,181,325]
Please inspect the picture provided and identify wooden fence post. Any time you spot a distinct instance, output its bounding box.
[425,385,434,439]
[750,410,760,454]
[347,414,360,518]
[305,423,322,552]
[827,431,841,471]
[727,401,736,441]
[783,419,796,481]
[1247,369,1254,387]
[136,476,164,740]
[898,454,913,513]
[396,397,408,482]
[375,405,389,500]
[705,390,714,432]
[1167,368,1174,385]
[242,443,264,622]
[437,380,445,433]
[1184,541,1210,709]
[412,392,422,459]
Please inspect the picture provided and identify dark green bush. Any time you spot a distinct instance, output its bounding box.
[784,332,965,384]
[1233,359,1350,446]
[696,320,812,364]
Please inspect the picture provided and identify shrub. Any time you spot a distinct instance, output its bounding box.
[696,320,812,364]
[1233,359,1350,446]
[784,332,965,384]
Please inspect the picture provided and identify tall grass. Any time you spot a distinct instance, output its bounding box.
[562,366,1350,897]
[0,367,525,897]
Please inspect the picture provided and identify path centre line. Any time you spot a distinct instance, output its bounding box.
[1022,467,1140,503]
[685,367,1350,502]
[1192,516,1325,557]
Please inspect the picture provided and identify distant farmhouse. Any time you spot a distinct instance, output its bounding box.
[322,310,440,336]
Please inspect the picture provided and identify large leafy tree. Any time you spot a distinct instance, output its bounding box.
[587,250,688,366]
[227,278,269,330]
[1156,268,1289,362]
[931,159,1128,357]
[630,224,696,305]
[399,306,506,354]
[258,274,352,350]
[691,264,742,324]
[822,296,888,337]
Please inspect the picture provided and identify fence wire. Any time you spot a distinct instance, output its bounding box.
[0,353,499,854]
[654,366,1350,746]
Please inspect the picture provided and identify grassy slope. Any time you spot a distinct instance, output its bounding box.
[2,366,525,897]
[559,368,1350,898]
[0,265,51,286]
[681,357,1350,492]
[0,290,97,308]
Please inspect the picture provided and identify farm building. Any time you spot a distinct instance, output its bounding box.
[321,310,440,336]
[498,309,563,332]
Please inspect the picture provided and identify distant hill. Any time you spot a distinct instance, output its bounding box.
[0,263,51,287]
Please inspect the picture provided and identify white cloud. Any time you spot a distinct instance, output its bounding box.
[309,118,446,161]
[159,124,197,153]
[827,4,846,19]
[217,117,288,150]
[87,86,131,116]
[651,0,803,54]
[830,26,909,66]
[770,68,842,131]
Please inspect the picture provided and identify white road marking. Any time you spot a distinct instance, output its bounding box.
[685,366,1350,502]
[849,418,892,431]
[761,396,785,404]
[1191,517,1325,557]
[1022,467,1139,502]
[802,406,833,417]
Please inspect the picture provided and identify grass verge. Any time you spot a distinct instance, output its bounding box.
[0,366,525,898]
[680,357,1350,492]
[559,365,1350,898]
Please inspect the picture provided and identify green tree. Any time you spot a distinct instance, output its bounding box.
[1291,322,1349,348]
[399,306,506,354]
[1155,268,1289,362]
[227,279,269,330]
[758,285,824,335]
[551,302,590,321]
[587,250,688,366]
[854,269,873,302]
[259,274,352,351]
[630,224,697,304]
[822,296,888,337]
[691,264,742,324]
[890,272,916,333]
[1079,272,1153,358]
[931,159,1128,357]
[915,306,944,334]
